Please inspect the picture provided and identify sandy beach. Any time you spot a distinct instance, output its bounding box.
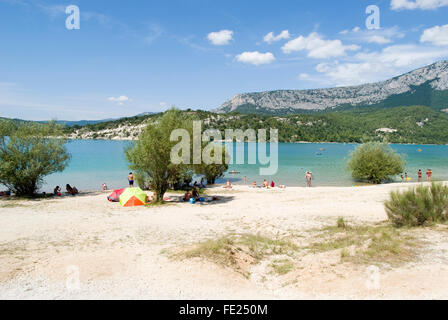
[1,182,448,300]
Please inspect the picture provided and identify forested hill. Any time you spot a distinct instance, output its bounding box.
[59,105,448,145]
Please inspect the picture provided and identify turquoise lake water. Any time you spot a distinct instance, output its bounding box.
[40,140,448,192]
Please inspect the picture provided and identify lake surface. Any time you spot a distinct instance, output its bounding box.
[40,140,448,192]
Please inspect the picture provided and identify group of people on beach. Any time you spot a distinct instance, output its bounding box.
[53,184,79,196]
[401,169,433,182]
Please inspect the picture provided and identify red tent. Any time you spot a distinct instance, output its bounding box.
[107,189,125,202]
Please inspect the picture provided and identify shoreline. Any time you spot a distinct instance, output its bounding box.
[65,137,448,146]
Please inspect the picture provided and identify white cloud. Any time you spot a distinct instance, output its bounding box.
[421,24,448,46]
[281,32,360,58]
[339,26,404,45]
[108,96,130,105]
[207,30,234,45]
[235,51,276,66]
[391,0,448,10]
[263,30,290,44]
[315,44,448,86]
[368,35,393,44]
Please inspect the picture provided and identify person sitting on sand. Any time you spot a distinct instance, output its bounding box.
[66,184,79,196]
[223,179,232,189]
[183,191,192,202]
[263,180,269,188]
[53,186,61,196]
[251,181,257,188]
[192,186,200,200]
[270,181,275,188]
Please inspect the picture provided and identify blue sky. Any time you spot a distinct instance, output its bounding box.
[1,0,448,120]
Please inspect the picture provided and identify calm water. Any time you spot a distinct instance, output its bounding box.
[40,140,448,192]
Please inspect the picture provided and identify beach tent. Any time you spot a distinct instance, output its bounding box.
[119,187,148,207]
[107,189,125,202]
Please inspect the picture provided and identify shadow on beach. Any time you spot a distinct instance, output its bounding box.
[164,195,235,205]
[0,190,105,203]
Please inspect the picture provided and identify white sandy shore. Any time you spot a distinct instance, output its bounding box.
[1,182,448,299]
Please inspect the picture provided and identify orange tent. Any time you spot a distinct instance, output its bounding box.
[119,187,148,207]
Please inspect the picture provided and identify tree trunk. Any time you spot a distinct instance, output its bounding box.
[152,188,166,203]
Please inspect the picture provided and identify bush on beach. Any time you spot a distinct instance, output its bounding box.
[0,120,70,196]
[347,142,405,184]
[385,183,448,227]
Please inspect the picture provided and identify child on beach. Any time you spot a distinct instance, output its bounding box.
[224,179,232,189]
[426,169,433,181]
[128,172,134,187]
[53,186,61,196]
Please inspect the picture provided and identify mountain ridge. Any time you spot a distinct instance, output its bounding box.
[217,61,448,115]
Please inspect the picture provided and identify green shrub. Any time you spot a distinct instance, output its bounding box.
[0,121,70,196]
[347,142,405,184]
[385,183,448,227]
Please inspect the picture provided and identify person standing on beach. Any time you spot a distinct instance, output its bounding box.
[128,172,134,187]
[426,169,432,182]
[404,172,408,182]
[305,171,312,187]
[418,169,422,182]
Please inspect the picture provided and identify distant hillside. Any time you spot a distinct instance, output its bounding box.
[63,106,448,144]
[217,61,448,115]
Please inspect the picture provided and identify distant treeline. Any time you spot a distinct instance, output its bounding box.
[57,105,448,145]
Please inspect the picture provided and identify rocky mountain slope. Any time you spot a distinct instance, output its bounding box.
[217,61,448,114]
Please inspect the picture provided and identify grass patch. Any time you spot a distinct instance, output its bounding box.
[306,220,418,266]
[174,233,298,277]
[270,259,294,275]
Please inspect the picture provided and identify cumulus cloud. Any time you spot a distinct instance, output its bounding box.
[207,30,234,45]
[420,24,448,46]
[235,51,276,65]
[391,0,448,10]
[263,30,290,44]
[108,96,130,105]
[281,32,360,58]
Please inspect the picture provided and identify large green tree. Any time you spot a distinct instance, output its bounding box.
[0,120,71,196]
[125,109,193,202]
[347,142,405,184]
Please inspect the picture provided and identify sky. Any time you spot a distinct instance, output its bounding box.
[1,0,448,120]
